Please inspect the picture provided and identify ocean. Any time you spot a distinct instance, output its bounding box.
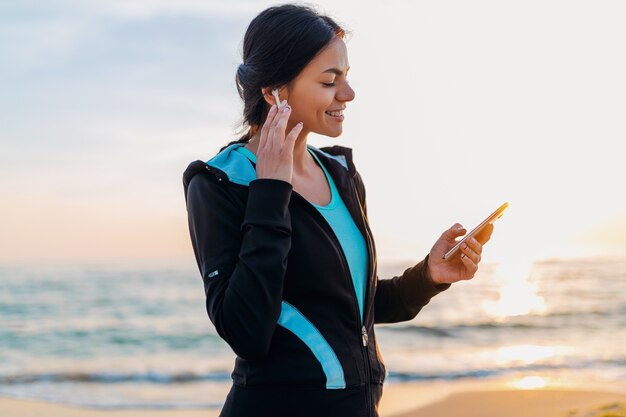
[1,256,624,409]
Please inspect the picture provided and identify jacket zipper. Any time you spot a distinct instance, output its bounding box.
[349,176,375,417]
[285,180,374,416]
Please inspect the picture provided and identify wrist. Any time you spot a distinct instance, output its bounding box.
[425,254,439,285]
[426,254,450,287]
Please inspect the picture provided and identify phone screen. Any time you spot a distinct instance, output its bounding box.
[443,202,509,261]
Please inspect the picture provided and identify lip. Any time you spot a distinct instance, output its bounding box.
[325,107,345,122]
[325,112,344,122]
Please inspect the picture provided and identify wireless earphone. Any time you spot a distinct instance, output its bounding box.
[271,88,282,108]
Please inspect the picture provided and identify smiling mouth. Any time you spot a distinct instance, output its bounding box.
[325,110,344,121]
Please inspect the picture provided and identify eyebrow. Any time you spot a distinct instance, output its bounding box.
[322,67,350,75]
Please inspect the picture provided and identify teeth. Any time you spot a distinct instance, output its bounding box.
[325,110,343,117]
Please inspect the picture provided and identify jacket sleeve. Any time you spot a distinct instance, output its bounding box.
[185,173,293,360]
[352,171,451,324]
[374,255,451,323]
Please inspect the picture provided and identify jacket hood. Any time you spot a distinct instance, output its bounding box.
[183,142,357,196]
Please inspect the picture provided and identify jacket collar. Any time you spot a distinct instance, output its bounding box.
[183,142,357,194]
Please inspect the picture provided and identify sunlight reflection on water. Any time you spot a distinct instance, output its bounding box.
[482,258,547,320]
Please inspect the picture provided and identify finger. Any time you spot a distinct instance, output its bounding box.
[465,236,483,257]
[460,241,481,264]
[475,223,494,245]
[460,252,478,278]
[441,223,467,243]
[285,122,304,151]
[270,100,287,131]
[272,101,291,149]
[268,100,287,149]
[267,100,291,152]
[260,104,278,152]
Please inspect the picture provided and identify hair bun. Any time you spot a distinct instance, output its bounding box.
[236,63,256,87]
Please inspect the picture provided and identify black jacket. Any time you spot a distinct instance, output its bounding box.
[183,143,450,417]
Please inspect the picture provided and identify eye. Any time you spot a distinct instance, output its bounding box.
[322,82,336,87]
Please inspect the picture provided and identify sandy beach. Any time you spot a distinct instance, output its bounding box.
[2,381,624,417]
[390,389,625,417]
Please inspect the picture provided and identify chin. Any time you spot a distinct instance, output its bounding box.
[315,127,343,138]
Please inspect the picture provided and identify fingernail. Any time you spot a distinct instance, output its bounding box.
[284,104,291,111]
[281,99,287,107]
[297,121,303,126]
[456,225,464,230]
[461,254,466,259]
[270,104,276,112]
[462,243,468,250]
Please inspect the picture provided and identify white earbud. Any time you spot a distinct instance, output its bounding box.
[271,88,282,108]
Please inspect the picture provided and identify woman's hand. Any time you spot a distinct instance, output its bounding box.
[426,223,494,285]
[255,100,304,184]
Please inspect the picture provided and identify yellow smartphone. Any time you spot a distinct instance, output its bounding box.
[443,202,509,261]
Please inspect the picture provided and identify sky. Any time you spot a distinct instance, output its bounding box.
[1,0,625,266]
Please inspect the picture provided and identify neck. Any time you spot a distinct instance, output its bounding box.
[246,127,315,175]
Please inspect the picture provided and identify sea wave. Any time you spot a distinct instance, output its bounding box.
[378,306,625,337]
[3,356,625,385]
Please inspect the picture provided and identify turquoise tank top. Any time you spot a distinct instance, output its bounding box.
[234,145,368,322]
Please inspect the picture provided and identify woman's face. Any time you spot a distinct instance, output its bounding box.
[277,36,355,138]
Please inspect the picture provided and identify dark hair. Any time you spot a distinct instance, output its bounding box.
[219,3,349,152]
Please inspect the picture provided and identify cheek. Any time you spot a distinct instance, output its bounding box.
[289,85,335,125]
[311,90,335,119]
[317,88,336,106]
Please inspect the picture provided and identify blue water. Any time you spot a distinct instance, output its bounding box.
[1,257,624,409]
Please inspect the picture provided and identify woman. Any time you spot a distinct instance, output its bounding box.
[183,4,493,417]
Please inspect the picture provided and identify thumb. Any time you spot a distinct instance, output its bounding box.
[442,223,466,242]
[285,122,303,150]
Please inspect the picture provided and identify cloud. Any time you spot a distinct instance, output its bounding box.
[2,0,261,20]
[0,17,94,72]
[0,3,248,151]
[79,0,261,18]
[1,1,253,76]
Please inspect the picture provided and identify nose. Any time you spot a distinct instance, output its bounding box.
[337,81,355,103]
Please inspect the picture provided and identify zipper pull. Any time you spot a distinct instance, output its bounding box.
[361,326,368,347]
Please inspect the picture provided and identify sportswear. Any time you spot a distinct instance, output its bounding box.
[183,142,451,417]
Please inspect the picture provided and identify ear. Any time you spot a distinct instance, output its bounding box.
[260,87,275,107]
[261,86,287,107]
